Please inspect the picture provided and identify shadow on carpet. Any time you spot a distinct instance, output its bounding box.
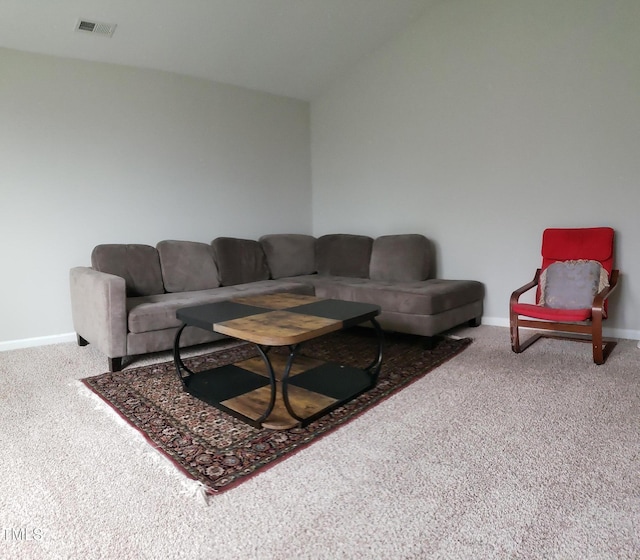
[81,328,471,496]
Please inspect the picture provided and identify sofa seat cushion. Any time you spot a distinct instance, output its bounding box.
[259,234,316,279]
[127,287,241,333]
[157,240,220,292]
[282,277,484,316]
[127,281,314,333]
[275,274,357,289]
[226,279,314,298]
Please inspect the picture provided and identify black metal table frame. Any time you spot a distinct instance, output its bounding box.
[172,301,384,429]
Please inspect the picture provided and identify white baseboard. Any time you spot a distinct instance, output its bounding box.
[479,316,511,329]
[1,322,638,352]
[0,332,77,352]
[481,316,640,342]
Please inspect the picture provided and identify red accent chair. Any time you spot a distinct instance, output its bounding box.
[509,227,619,364]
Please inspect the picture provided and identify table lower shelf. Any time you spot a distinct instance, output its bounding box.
[183,353,376,430]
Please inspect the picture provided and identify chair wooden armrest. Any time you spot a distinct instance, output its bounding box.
[510,269,541,306]
[592,269,620,315]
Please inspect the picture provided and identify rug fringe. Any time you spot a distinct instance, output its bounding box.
[75,381,212,506]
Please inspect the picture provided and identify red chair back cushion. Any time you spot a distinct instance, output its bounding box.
[541,227,614,274]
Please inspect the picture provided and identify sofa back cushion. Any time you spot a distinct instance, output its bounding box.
[259,234,316,279]
[316,234,373,278]
[156,240,220,293]
[91,244,165,297]
[369,234,432,282]
[211,237,270,286]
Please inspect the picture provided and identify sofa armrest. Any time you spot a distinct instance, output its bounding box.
[69,267,127,358]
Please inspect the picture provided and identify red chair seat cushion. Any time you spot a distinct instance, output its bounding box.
[511,303,592,322]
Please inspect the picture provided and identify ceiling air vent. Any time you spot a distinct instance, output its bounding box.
[75,19,117,37]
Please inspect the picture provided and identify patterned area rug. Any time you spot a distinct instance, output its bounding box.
[82,328,471,496]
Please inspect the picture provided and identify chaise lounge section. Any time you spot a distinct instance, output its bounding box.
[70,233,484,371]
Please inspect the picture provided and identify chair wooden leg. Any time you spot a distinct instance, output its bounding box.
[601,340,617,364]
[592,308,604,365]
[592,340,604,365]
[510,313,521,353]
[518,332,544,353]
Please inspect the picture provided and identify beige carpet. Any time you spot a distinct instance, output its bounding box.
[0,325,638,559]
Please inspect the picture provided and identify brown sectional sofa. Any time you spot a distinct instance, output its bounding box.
[70,233,484,371]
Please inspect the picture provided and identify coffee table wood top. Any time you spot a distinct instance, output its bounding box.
[177,293,380,347]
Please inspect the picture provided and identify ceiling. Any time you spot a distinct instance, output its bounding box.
[0,0,436,100]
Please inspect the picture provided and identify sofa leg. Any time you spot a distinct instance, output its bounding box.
[77,334,89,346]
[108,357,123,372]
[423,336,437,350]
[468,317,481,327]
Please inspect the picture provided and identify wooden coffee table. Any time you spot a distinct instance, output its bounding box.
[173,293,383,430]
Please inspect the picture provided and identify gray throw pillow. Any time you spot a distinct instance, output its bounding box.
[539,260,608,309]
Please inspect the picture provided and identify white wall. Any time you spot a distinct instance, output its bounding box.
[0,48,311,346]
[311,0,640,338]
